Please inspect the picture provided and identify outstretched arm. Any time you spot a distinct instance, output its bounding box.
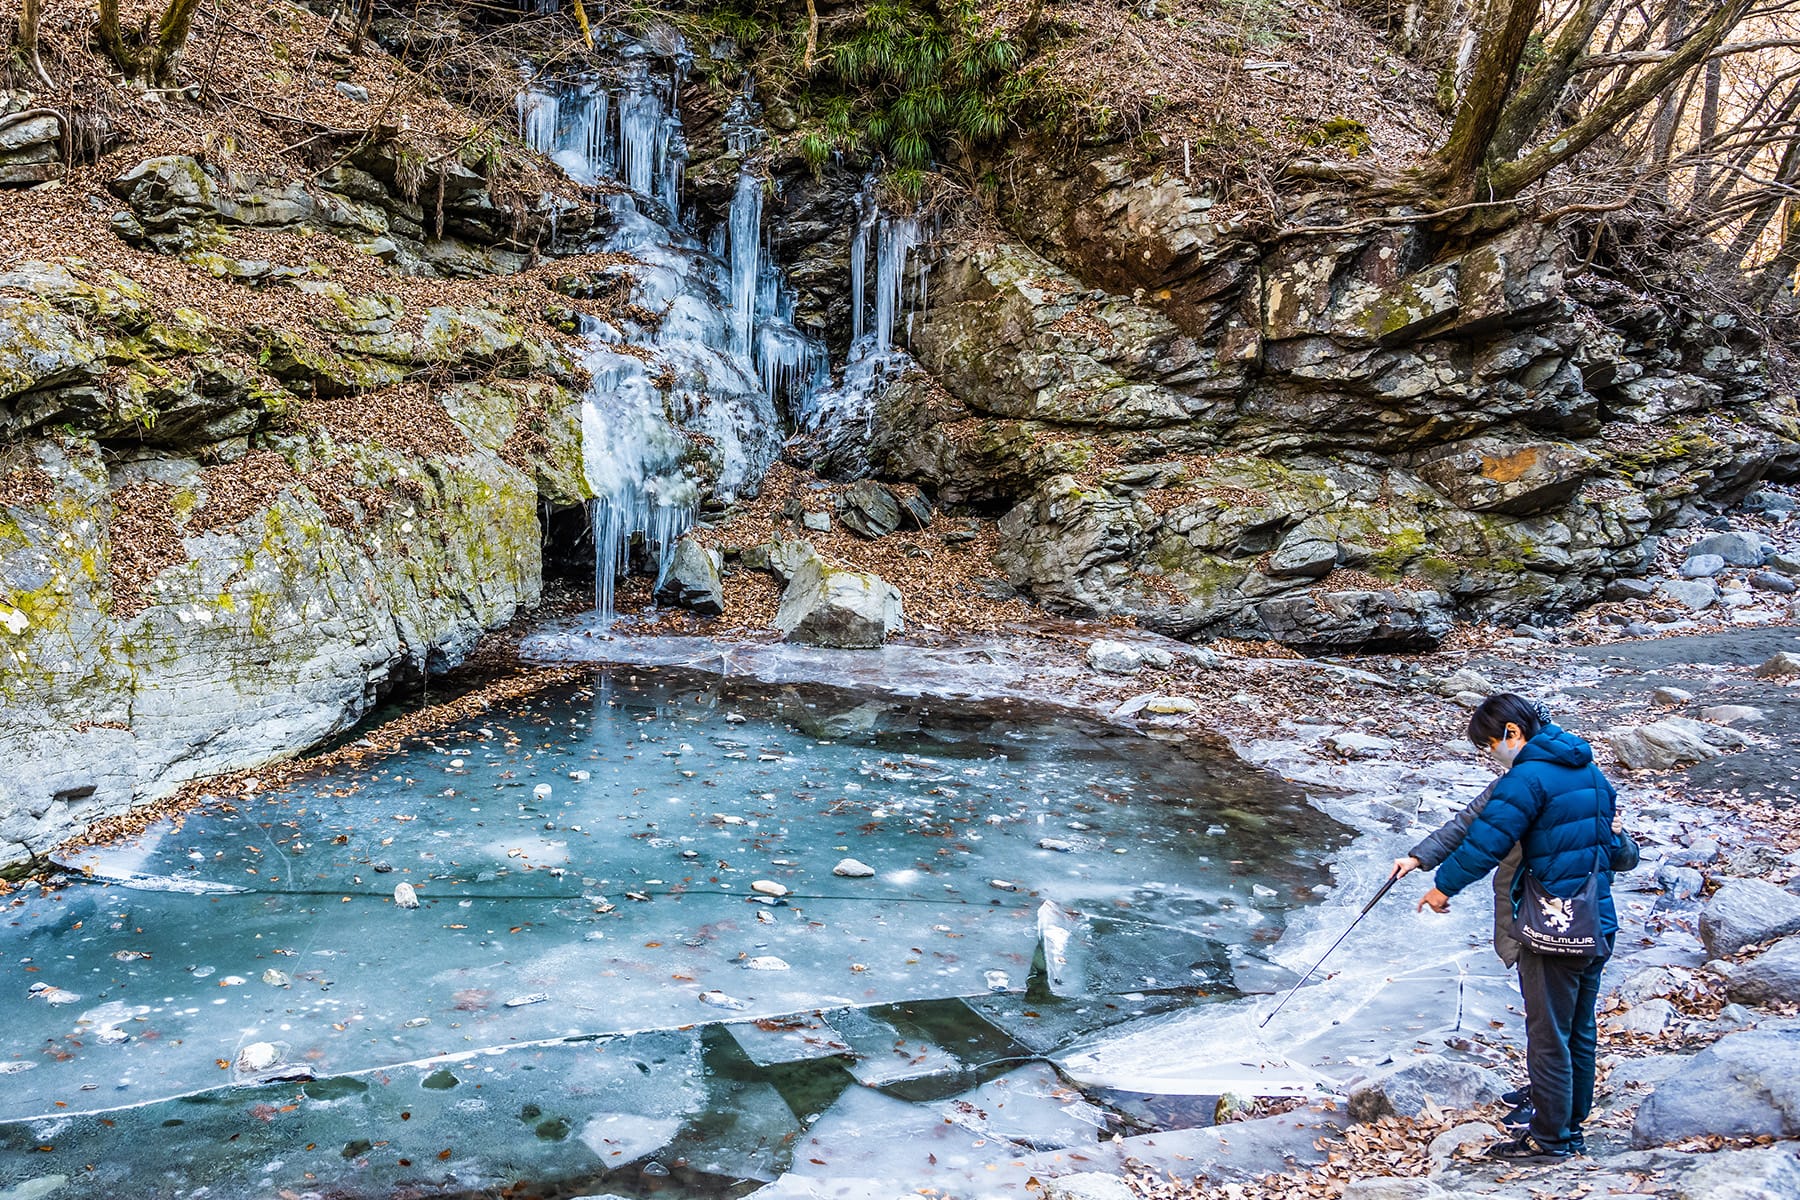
[1433,775,1541,897]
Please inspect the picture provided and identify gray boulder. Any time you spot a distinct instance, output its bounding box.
[773,557,904,649]
[1656,579,1719,611]
[1675,1143,1800,1200]
[1701,879,1800,958]
[1413,437,1595,515]
[654,537,724,616]
[1751,571,1797,594]
[1753,651,1800,678]
[1607,718,1726,770]
[1346,1054,1508,1122]
[1726,936,1800,1006]
[1689,531,1772,567]
[1681,553,1727,579]
[1606,578,1657,601]
[1632,1027,1800,1146]
[1255,587,1454,654]
[836,480,903,539]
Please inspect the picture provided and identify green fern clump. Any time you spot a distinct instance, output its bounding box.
[793,0,1034,182]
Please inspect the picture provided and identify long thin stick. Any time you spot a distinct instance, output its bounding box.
[1259,873,1400,1029]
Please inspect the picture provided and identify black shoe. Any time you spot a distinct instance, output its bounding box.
[1502,1102,1534,1130]
[1485,1133,1576,1162]
[1567,1132,1588,1155]
[1501,1086,1530,1107]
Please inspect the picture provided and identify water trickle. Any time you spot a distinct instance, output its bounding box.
[793,179,931,453]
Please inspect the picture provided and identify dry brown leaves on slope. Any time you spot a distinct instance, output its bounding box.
[1126,1103,1508,1200]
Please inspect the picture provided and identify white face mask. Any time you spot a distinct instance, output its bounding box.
[1489,736,1522,769]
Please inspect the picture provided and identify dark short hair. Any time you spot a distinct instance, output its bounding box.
[1467,693,1545,746]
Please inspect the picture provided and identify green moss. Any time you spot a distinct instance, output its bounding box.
[1367,526,1427,578]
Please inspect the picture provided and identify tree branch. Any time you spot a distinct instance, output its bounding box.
[1487,0,1757,201]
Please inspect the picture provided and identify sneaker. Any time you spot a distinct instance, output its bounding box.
[1501,1101,1534,1130]
[1500,1086,1530,1107]
[1484,1133,1576,1162]
[1567,1133,1587,1155]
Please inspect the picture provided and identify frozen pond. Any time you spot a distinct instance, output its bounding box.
[0,667,1345,1199]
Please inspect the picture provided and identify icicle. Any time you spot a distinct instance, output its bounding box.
[728,171,762,358]
[872,213,922,355]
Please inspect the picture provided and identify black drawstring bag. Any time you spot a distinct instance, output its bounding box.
[1512,767,1609,957]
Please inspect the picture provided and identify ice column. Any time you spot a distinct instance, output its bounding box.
[728,170,761,358]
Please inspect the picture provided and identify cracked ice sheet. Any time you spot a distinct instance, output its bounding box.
[0,1029,703,1200]
[7,670,1335,1122]
[1056,750,1544,1098]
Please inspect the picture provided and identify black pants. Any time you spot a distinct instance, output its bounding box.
[1516,940,1611,1148]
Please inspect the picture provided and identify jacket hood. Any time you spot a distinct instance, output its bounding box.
[1514,723,1594,770]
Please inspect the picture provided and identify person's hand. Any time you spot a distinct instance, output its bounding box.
[1612,813,1624,834]
[1391,856,1422,879]
[1417,888,1451,914]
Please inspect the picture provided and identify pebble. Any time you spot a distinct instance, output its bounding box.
[1038,838,1076,852]
[990,879,1018,891]
[1651,686,1694,706]
[394,882,419,909]
[833,858,875,878]
[237,1042,279,1071]
[750,879,789,897]
[504,992,549,1007]
[533,784,552,799]
[984,970,1011,992]
[404,1017,431,1028]
[698,990,747,1010]
[260,969,291,988]
[743,956,790,971]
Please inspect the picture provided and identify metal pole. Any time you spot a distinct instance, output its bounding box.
[1258,871,1401,1029]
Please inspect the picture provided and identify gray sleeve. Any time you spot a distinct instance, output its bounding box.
[1409,781,1499,869]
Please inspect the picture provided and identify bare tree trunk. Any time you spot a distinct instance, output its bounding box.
[1705,76,1800,213]
[1487,0,1754,200]
[95,0,134,79]
[1484,0,1611,164]
[1430,0,1543,196]
[1724,135,1800,268]
[1690,56,1722,209]
[148,0,204,85]
[16,0,52,87]
[1647,0,1691,204]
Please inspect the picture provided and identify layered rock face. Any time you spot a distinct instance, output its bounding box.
[857,157,1800,649]
[0,156,592,868]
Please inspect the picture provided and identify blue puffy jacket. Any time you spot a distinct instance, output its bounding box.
[1434,724,1628,938]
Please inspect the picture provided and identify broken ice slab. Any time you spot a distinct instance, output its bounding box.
[662,1079,802,1183]
[1278,955,1523,1085]
[580,1112,683,1168]
[958,991,1197,1057]
[823,1005,965,1089]
[782,1084,1044,1195]
[936,1062,1110,1151]
[1055,1003,1327,1098]
[0,1028,705,1200]
[1082,914,1234,993]
[727,1012,852,1067]
[1036,900,1086,997]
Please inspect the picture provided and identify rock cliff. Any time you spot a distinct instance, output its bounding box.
[0,151,594,869]
[842,154,1800,649]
